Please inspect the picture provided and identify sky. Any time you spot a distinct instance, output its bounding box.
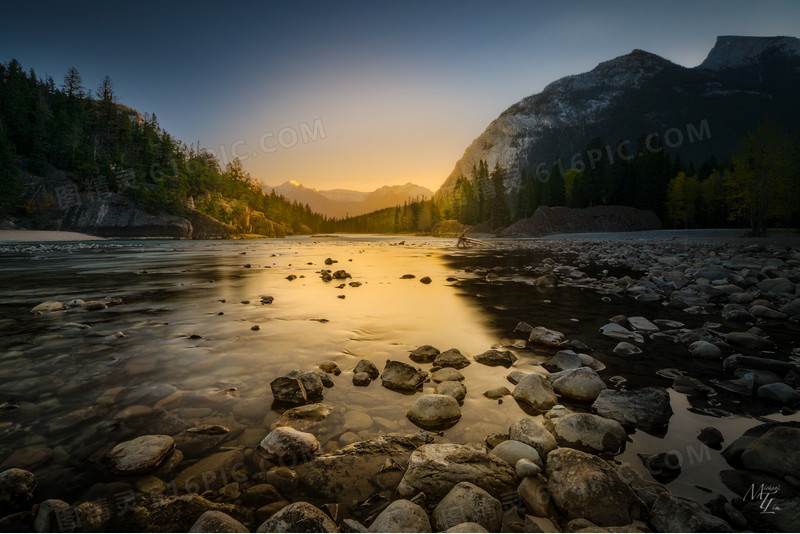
[2,1,799,192]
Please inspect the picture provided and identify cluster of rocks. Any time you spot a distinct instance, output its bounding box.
[30,296,124,315]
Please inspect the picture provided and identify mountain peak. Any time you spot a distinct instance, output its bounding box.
[698,35,800,70]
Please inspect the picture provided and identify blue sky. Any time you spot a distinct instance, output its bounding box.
[2,1,799,191]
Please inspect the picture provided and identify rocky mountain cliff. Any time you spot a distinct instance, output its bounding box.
[435,35,800,204]
[265,181,433,218]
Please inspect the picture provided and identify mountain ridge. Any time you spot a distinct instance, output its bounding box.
[264,181,433,218]
[434,35,800,207]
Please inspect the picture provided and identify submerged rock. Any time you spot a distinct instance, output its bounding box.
[105,435,175,475]
[689,340,722,360]
[434,381,467,403]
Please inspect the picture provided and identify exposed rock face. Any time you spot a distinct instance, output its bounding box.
[501,206,661,238]
[434,36,800,218]
[61,193,191,238]
[546,448,641,526]
[397,443,517,502]
[187,211,238,239]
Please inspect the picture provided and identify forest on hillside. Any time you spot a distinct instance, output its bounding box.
[0,59,328,235]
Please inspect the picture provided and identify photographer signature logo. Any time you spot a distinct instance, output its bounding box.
[745,483,781,514]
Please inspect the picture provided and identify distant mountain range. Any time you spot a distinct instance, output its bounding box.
[263,181,433,218]
[435,35,800,203]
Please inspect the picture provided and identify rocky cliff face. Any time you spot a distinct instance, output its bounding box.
[61,193,192,239]
[500,206,662,238]
[435,35,800,205]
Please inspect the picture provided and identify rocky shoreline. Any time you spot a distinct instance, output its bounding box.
[1,234,799,532]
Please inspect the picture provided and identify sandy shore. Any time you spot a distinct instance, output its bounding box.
[0,230,105,242]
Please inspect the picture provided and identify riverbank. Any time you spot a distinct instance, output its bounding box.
[0,234,797,532]
[0,230,105,243]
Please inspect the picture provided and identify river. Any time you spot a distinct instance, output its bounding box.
[0,235,797,514]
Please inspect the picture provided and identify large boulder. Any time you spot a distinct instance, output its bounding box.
[0,468,36,513]
[544,413,627,454]
[380,360,427,391]
[105,435,175,475]
[434,349,471,369]
[270,376,308,406]
[368,499,430,533]
[294,433,433,505]
[488,440,542,468]
[757,277,796,295]
[256,427,319,464]
[512,374,558,412]
[189,511,248,533]
[406,394,462,430]
[591,388,673,434]
[528,327,565,348]
[544,350,582,371]
[648,493,731,532]
[599,323,643,343]
[256,502,337,532]
[397,443,516,502]
[432,482,502,532]
[550,368,607,402]
[409,345,440,363]
[508,417,558,459]
[474,349,517,368]
[545,448,641,526]
[740,426,800,478]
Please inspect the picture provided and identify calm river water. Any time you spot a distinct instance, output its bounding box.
[0,235,797,508]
